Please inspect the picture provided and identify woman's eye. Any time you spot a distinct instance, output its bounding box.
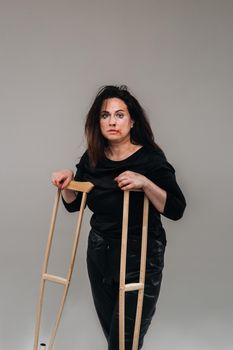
[116,113,124,119]
[100,113,109,119]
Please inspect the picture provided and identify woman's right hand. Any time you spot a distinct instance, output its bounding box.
[51,169,74,190]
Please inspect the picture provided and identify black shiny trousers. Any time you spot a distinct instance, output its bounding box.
[86,230,166,350]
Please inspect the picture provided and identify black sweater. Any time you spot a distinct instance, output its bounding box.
[62,146,186,244]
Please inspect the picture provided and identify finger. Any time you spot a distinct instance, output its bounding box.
[53,177,65,188]
[117,179,131,188]
[120,183,135,191]
[51,174,57,185]
[51,178,59,187]
[114,175,123,182]
[114,171,132,181]
[55,180,62,189]
[56,174,67,184]
[61,177,71,189]
[117,175,130,183]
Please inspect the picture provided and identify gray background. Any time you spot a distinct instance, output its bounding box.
[1,0,232,349]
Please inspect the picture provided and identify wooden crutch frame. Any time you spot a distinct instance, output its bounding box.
[119,190,149,350]
[33,180,94,350]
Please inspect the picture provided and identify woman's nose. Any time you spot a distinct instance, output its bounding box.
[109,115,116,125]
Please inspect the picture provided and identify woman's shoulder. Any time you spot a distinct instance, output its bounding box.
[75,150,89,168]
[143,146,176,173]
[143,145,167,162]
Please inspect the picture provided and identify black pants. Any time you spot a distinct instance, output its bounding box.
[86,229,166,350]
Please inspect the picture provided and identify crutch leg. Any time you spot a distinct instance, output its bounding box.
[119,190,149,350]
[33,181,94,350]
[132,195,149,350]
[119,190,129,350]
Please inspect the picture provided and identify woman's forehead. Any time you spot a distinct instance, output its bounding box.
[101,98,128,112]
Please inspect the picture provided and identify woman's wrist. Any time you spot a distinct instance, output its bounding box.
[142,176,151,191]
[142,177,167,213]
[61,189,77,203]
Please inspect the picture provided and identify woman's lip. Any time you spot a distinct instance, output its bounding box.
[108,130,118,133]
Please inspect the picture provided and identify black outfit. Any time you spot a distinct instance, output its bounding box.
[62,146,186,349]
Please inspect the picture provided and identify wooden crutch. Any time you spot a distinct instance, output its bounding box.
[33,180,94,350]
[119,190,149,350]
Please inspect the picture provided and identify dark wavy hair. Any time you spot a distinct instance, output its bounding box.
[85,85,164,167]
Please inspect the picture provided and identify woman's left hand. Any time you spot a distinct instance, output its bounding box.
[115,170,167,213]
[114,171,147,191]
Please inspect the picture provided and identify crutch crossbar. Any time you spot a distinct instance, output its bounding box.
[123,282,144,292]
[42,273,68,286]
[33,181,94,350]
[119,190,149,350]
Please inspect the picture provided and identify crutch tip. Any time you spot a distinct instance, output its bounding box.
[39,343,46,350]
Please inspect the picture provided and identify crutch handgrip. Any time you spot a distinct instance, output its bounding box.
[66,180,94,193]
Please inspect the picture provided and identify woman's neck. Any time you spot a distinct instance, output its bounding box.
[105,141,142,161]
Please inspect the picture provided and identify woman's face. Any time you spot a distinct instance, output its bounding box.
[99,98,134,144]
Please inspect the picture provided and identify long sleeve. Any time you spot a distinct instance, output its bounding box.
[147,154,186,221]
[161,172,186,220]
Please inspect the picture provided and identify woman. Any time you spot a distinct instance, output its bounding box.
[51,85,186,349]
